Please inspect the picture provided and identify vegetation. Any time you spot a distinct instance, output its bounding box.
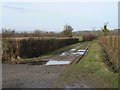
[99,35,119,72]
[2,37,79,63]
[62,24,73,37]
[2,28,61,38]
[55,41,118,88]
[83,33,98,41]
[1,23,119,88]
[102,23,109,36]
[19,41,85,62]
[2,28,16,37]
[2,25,73,38]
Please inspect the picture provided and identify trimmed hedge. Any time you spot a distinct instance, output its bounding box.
[98,36,119,71]
[2,37,79,62]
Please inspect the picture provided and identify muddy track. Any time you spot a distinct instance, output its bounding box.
[2,42,90,88]
[2,64,66,88]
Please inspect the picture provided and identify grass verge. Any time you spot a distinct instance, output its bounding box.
[55,40,118,88]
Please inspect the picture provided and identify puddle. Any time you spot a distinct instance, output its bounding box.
[60,49,87,57]
[20,49,88,66]
[60,52,68,56]
[72,52,84,55]
[70,49,76,51]
[46,60,71,65]
[72,49,87,56]
[60,48,86,56]
[19,60,48,65]
[78,50,86,52]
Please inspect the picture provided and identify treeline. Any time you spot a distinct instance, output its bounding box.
[2,28,62,38]
[73,29,118,41]
[2,25,74,38]
[2,24,118,40]
[73,29,118,37]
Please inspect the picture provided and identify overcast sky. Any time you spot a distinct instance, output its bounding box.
[1,1,118,32]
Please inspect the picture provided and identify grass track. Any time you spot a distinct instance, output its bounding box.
[55,40,118,88]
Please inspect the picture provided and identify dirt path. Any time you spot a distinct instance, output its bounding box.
[2,64,66,88]
[2,42,90,88]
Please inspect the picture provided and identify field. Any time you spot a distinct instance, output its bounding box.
[1,1,119,89]
[1,27,119,89]
[2,37,119,88]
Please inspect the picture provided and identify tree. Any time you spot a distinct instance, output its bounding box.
[2,28,16,38]
[102,22,109,36]
[33,29,43,37]
[63,24,73,37]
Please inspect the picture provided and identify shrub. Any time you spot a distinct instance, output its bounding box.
[83,33,98,41]
[99,35,119,71]
[2,37,79,63]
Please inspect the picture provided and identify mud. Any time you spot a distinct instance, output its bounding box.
[2,47,88,88]
[2,64,66,88]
